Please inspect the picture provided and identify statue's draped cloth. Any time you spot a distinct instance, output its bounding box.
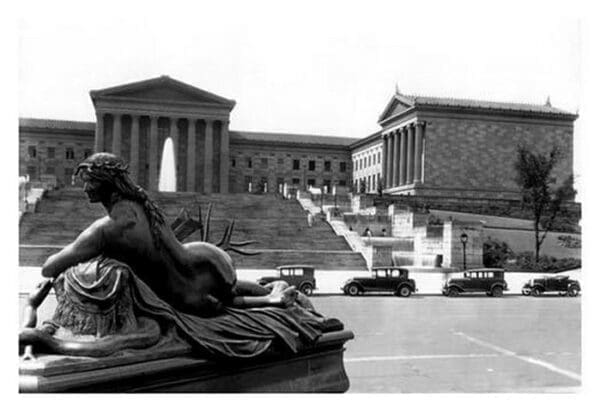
[49,258,329,359]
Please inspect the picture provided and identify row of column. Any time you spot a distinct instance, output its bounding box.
[94,112,229,193]
[381,121,425,189]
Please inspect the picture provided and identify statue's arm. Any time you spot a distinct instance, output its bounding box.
[41,218,108,278]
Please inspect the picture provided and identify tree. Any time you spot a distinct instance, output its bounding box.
[514,145,576,262]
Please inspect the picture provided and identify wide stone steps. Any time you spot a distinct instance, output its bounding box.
[20,189,366,270]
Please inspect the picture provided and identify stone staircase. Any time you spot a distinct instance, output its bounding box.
[19,188,367,270]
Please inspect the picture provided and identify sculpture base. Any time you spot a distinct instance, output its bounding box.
[20,330,353,393]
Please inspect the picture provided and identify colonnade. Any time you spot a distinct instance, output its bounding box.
[94,112,229,193]
[380,121,425,189]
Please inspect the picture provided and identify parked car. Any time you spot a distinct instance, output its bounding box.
[257,265,317,295]
[521,275,580,297]
[341,267,417,297]
[442,268,507,297]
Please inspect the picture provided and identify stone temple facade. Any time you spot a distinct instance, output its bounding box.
[19,76,577,199]
[351,93,577,200]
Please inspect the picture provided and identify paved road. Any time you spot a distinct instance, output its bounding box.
[311,294,581,393]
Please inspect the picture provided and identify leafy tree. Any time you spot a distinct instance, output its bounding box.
[514,145,576,262]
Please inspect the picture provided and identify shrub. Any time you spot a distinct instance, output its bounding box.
[504,251,581,272]
[483,238,515,268]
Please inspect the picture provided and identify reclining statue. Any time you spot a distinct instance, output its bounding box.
[20,152,340,359]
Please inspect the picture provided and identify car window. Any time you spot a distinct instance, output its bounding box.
[391,269,400,277]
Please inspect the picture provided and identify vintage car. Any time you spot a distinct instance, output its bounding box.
[341,267,417,297]
[521,275,580,297]
[257,265,317,295]
[442,268,507,297]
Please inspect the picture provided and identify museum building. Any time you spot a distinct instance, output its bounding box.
[19,76,577,199]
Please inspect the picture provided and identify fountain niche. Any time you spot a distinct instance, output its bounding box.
[158,138,176,192]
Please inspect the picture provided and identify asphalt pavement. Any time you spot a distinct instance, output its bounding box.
[312,294,581,393]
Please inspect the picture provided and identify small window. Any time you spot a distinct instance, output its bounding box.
[231,157,236,168]
[324,161,331,171]
[65,147,75,160]
[308,160,315,171]
[47,147,55,159]
[28,146,37,158]
[45,166,55,174]
[277,158,284,165]
[293,159,300,170]
[307,178,316,187]
[339,162,346,172]
[368,157,371,167]
[83,148,92,159]
[292,178,300,185]
[377,152,381,163]
[339,180,346,186]
[247,158,252,168]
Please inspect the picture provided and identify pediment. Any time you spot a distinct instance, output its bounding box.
[90,76,235,108]
[378,94,415,123]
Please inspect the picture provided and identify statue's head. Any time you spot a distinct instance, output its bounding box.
[76,152,129,203]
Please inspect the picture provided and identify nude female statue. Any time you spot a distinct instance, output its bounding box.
[40,152,297,317]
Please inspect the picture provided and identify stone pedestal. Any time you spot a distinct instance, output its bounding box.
[20,330,354,393]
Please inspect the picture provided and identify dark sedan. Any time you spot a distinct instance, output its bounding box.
[342,267,417,297]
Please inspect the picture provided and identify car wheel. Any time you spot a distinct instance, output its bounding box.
[532,287,543,297]
[567,287,579,297]
[347,284,360,296]
[522,289,531,296]
[398,286,411,298]
[300,283,313,296]
[447,287,459,297]
[491,286,503,297]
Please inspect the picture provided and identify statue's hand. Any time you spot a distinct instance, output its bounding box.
[268,286,298,307]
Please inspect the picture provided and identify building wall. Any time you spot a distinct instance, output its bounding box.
[420,113,574,199]
[229,142,352,193]
[351,140,383,193]
[19,126,94,186]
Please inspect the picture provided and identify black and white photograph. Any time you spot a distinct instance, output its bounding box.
[6,0,600,406]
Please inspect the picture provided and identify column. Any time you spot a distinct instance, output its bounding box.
[111,113,122,156]
[130,115,140,184]
[148,116,159,191]
[414,121,424,184]
[406,123,415,184]
[219,120,230,193]
[169,117,179,191]
[94,112,104,153]
[399,127,407,185]
[204,120,214,194]
[186,118,196,192]
[381,134,388,189]
[386,134,394,187]
[392,129,400,187]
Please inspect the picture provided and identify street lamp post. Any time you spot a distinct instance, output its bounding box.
[460,233,468,271]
